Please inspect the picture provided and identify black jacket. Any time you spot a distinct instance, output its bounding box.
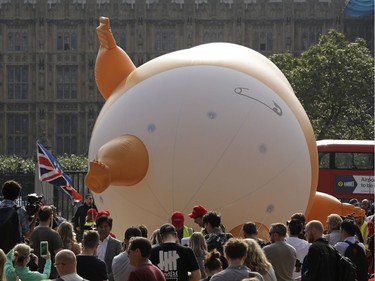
[73,203,97,229]
[301,238,338,281]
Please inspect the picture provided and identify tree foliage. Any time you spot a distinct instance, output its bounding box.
[270,29,374,140]
[0,155,35,174]
[0,155,88,174]
[58,154,88,171]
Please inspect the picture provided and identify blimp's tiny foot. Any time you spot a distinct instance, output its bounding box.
[85,160,111,193]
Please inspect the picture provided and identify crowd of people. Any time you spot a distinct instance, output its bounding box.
[0,179,374,281]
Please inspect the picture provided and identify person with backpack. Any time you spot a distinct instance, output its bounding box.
[301,220,338,281]
[203,211,233,269]
[0,180,38,254]
[334,220,368,281]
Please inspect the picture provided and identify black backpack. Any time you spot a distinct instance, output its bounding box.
[344,241,368,281]
[205,232,233,254]
[205,232,233,269]
[336,251,358,281]
[0,206,21,254]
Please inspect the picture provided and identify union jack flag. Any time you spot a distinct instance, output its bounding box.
[37,142,82,203]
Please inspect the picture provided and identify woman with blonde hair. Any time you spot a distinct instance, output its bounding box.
[188,232,208,278]
[150,228,162,245]
[57,221,81,255]
[4,243,51,281]
[244,238,277,281]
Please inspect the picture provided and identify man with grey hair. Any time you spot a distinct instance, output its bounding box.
[324,213,343,245]
[301,220,338,281]
[263,223,296,281]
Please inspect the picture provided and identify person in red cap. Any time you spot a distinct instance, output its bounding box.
[189,205,208,230]
[96,209,110,219]
[189,206,226,235]
[83,208,97,236]
[171,211,193,243]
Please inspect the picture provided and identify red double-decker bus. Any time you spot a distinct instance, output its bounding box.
[317,139,374,201]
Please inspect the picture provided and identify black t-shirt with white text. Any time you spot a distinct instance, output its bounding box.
[150,242,200,281]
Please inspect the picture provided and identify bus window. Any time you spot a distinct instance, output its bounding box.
[335,152,354,169]
[319,152,330,169]
[354,153,374,170]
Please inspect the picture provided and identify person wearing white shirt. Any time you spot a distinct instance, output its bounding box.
[334,220,366,256]
[97,235,110,261]
[96,216,122,281]
[112,226,142,281]
[286,219,310,281]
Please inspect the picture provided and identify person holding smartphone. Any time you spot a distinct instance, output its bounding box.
[30,206,63,279]
[4,243,51,281]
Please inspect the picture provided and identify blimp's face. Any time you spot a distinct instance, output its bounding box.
[89,63,314,238]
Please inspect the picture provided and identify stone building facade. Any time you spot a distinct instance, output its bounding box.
[0,0,372,156]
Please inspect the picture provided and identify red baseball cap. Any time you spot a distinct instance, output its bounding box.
[188,205,207,218]
[87,208,98,216]
[171,211,184,228]
[96,210,110,219]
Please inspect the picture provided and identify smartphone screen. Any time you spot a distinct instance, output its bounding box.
[40,241,48,256]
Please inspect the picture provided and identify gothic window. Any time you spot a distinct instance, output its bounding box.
[21,32,28,50]
[15,33,21,51]
[252,31,259,50]
[56,66,78,99]
[7,66,28,99]
[170,32,175,50]
[7,114,29,156]
[7,30,28,51]
[56,114,78,154]
[162,32,168,51]
[302,26,322,50]
[202,28,225,43]
[57,30,78,51]
[266,32,273,50]
[203,31,210,43]
[7,33,13,50]
[155,32,161,51]
[154,29,176,52]
[252,30,273,51]
[113,31,126,50]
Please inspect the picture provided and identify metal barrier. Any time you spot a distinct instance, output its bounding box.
[1,171,89,222]
[52,171,90,221]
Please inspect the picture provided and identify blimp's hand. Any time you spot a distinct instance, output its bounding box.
[85,160,111,193]
[96,17,116,50]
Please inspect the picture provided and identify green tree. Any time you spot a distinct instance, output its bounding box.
[270,30,374,140]
[0,155,35,174]
[0,155,88,174]
[58,154,88,171]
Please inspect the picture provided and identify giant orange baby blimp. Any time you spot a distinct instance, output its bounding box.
[85,17,359,238]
